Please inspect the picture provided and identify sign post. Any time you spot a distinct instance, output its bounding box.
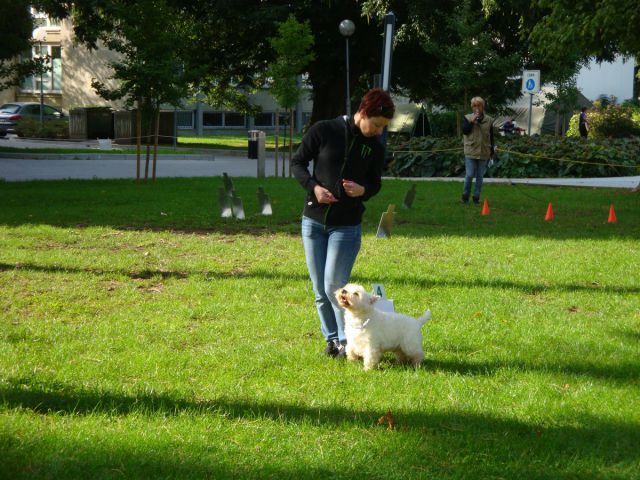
[522,70,541,136]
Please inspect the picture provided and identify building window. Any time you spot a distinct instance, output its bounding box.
[20,45,62,93]
[31,8,60,28]
[224,112,246,127]
[254,112,273,127]
[203,112,223,127]
[176,111,194,128]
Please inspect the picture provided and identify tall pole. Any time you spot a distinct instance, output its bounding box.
[380,12,396,92]
[339,20,355,117]
[379,12,396,150]
[527,93,533,136]
[345,37,351,117]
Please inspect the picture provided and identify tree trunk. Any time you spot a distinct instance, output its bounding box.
[289,109,293,177]
[281,127,286,177]
[152,106,160,181]
[274,108,279,177]
[309,78,347,125]
[136,101,142,182]
[144,111,151,182]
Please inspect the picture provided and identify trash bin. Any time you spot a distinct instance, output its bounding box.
[248,130,260,159]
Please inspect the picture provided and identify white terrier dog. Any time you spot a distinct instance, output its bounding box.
[335,283,431,370]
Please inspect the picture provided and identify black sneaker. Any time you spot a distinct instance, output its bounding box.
[324,340,339,357]
[335,343,347,359]
[473,196,480,205]
[461,194,469,204]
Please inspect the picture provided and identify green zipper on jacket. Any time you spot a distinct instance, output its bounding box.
[324,135,357,227]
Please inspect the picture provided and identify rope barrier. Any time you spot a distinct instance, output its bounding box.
[389,146,638,170]
[498,147,636,170]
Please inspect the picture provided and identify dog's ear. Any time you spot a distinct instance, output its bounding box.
[369,294,381,305]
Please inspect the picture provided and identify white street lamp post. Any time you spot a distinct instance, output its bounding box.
[339,19,355,117]
[33,27,48,131]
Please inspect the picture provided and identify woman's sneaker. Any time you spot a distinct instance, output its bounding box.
[324,340,339,357]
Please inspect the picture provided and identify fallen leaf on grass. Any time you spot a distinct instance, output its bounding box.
[377,410,396,430]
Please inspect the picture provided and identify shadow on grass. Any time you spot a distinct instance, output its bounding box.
[0,177,638,240]
[2,261,639,296]
[422,357,640,384]
[1,377,638,479]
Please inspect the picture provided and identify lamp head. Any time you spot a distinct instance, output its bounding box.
[339,19,355,37]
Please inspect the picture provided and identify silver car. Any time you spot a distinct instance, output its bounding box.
[0,102,67,136]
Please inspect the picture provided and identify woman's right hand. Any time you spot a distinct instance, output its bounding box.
[314,185,338,204]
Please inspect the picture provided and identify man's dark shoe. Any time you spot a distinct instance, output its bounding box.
[473,196,480,205]
[461,194,470,204]
[335,343,347,359]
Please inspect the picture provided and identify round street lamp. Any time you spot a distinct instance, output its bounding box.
[339,19,355,117]
[32,27,48,130]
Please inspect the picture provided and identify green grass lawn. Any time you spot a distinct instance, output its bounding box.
[178,133,302,150]
[1,177,639,479]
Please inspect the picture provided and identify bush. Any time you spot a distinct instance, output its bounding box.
[15,118,69,139]
[386,136,465,177]
[567,104,640,138]
[387,134,640,178]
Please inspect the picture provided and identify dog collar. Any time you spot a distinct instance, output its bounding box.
[350,318,370,330]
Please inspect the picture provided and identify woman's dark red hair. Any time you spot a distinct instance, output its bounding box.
[357,88,395,119]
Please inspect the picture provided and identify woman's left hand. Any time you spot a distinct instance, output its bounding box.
[342,179,365,197]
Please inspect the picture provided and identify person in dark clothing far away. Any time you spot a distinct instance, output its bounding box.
[461,96,494,205]
[579,107,589,138]
[292,88,395,359]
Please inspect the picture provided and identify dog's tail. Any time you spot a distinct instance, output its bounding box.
[418,309,432,327]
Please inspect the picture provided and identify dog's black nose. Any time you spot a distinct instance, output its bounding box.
[341,289,347,294]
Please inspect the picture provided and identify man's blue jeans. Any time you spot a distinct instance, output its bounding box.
[463,157,488,197]
[301,216,361,344]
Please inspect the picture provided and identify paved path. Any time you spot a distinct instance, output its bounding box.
[3,156,637,189]
[1,135,638,188]
[0,156,283,181]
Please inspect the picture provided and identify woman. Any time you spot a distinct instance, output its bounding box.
[461,96,494,205]
[292,88,395,358]
[579,107,589,138]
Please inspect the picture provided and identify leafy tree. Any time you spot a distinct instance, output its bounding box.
[34,0,194,180]
[530,0,640,62]
[362,0,585,119]
[0,0,38,90]
[267,15,314,175]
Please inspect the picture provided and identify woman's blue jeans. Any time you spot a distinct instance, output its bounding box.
[463,157,488,197]
[301,216,362,344]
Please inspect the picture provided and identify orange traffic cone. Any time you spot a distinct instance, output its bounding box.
[481,199,490,216]
[608,204,617,223]
[544,202,554,221]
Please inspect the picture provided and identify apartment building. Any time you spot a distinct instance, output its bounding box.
[0,9,312,135]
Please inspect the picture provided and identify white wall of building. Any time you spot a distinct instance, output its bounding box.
[576,56,636,102]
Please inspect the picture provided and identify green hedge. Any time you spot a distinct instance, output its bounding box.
[387,135,640,178]
[15,118,69,139]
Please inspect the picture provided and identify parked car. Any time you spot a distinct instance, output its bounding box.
[0,102,67,136]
